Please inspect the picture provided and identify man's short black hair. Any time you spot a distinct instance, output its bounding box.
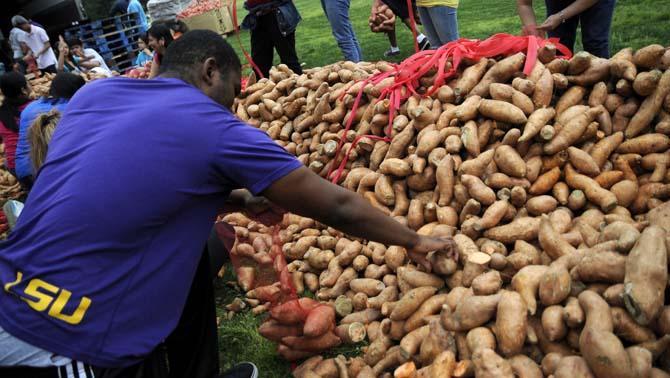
[49,72,86,101]
[160,29,241,79]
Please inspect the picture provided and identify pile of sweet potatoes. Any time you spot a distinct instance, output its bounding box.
[227,43,670,377]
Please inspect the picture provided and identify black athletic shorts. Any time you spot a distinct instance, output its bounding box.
[380,0,418,21]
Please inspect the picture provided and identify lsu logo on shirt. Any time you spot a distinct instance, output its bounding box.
[3,271,91,325]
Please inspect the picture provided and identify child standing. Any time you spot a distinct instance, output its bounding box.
[135,33,153,67]
[416,0,459,48]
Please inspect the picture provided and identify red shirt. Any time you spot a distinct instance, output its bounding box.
[0,102,31,170]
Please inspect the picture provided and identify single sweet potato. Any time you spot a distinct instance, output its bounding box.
[304,305,336,337]
[511,265,548,315]
[509,355,543,378]
[478,99,528,124]
[440,294,502,332]
[495,290,527,356]
[623,225,668,326]
[472,348,514,378]
[579,291,634,378]
[389,286,437,321]
[282,331,342,351]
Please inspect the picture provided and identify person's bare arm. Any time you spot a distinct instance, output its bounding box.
[78,59,100,69]
[538,0,599,31]
[516,0,538,30]
[261,166,456,255]
[57,46,66,72]
[371,0,383,14]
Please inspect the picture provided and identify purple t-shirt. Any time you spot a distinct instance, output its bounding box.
[0,77,301,367]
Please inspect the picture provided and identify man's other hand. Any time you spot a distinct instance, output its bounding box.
[411,235,458,261]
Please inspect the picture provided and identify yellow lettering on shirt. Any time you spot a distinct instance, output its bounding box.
[48,289,91,325]
[3,271,91,325]
[23,279,59,312]
[3,271,23,292]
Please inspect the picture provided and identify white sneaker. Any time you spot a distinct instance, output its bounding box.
[384,47,401,57]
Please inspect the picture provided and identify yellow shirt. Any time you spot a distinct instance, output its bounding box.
[416,0,458,8]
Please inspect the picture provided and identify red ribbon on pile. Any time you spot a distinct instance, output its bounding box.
[327,33,573,184]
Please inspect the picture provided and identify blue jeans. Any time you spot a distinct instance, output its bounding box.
[418,5,459,48]
[545,0,615,58]
[320,0,363,62]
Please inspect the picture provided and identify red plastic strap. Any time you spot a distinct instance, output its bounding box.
[232,0,265,78]
[406,0,419,54]
[327,33,573,184]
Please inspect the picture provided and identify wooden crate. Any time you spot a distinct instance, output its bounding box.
[181,5,235,35]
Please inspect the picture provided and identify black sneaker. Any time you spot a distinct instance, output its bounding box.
[221,362,259,378]
[418,38,431,50]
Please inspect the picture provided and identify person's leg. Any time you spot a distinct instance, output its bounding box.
[417,6,440,48]
[208,225,229,279]
[579,0,615,58]
[165,249,219,378]
[399,18,429,49]
[250,13,275,78]
[352,33,363,61]
[384,29,401,57]
[0,366,59,377]
[266,12,303,75]
[321,0,362,62]
[426,5,459,46]
[92,352,167,378]
[380,0,405,52]
[387,30,398,49]
[544,0,579,53]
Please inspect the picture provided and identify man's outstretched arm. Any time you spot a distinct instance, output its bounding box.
[262,166,456,255]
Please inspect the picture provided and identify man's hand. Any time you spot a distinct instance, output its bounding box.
[243,194,285,226]
[411,235,458,260]
[521,24,545,37]
[243,194,271,215]
[222,192,285,226]
[537,13,563,31]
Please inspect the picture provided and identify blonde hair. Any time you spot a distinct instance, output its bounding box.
[28,109,61,173]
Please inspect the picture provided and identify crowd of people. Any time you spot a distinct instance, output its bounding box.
[0,0,616,79]
[240,0,449,76]
[243,0,614,78]
[0,71,85,192]
[2,16,114,78]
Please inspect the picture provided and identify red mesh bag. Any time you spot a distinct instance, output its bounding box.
[216,209,339,361]
[327,33,573,183]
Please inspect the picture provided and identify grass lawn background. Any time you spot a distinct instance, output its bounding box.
[217,1,669,376]
[227,0,670,69]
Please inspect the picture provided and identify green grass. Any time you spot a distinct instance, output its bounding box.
[215,264,364,377]
[227,0,670,70]
[214,265,292,378]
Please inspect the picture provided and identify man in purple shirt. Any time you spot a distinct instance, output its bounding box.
[0,30,456,377]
